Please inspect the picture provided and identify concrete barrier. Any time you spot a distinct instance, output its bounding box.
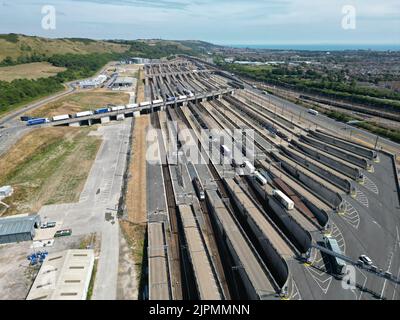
[223,180,290,290]
[101,117,110,124]
[300,135,371,170]
[291,140,363,181]
[282,147,352,193]
[301,197,329,227]
[312,130,378,161]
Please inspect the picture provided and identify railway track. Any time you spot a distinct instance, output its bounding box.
[151,111,183,300]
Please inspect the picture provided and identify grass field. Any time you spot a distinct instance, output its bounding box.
[0,62,66,82]
[0,35,129,62]
[27,91,130,118]
[0,127,101,216]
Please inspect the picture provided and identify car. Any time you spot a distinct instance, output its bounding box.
[359,255,373,265]
[54,229,72,238]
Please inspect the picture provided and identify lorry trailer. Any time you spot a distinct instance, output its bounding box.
[75,111,94,118]
[111,105,126,112]
[27,118,50,126]
[272,189,295,210]
[95,108,111,114]
[52,114,70,122]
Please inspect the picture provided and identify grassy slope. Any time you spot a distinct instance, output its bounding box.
[28,91,130,118]
[0,62,66,82]
[0,34,129,61]
[0,127,101,216]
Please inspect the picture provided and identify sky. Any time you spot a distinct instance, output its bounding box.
[0,0,399,45]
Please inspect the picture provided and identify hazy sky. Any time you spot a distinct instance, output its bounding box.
[0,0,399,45]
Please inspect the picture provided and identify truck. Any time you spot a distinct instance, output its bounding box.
[254,171,268,186]
[52,114,70,122]
[140,101,151,107]
[111,105,126,112]
[126,104,139,109]
[75,111,93,118]
[192,177,205,201]
[54,229,72,238]
[243,160,255,175]
[178,95,187,100]
[94,107,110,114]
[324,237,346,277]
[220,144,231,157]
[152,99,164,105]
[27,118,50,126]
[272,189,295,210]
[20,116,34,122]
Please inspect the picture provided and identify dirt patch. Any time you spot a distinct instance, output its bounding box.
[117,225,139,300]
[0,62,66,82]
[126,115,149,224]
[27,91,130,118]
[136,66,145,103]
[0,127,101,216]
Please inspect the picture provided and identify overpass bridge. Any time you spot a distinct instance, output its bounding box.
[39,89,235,128]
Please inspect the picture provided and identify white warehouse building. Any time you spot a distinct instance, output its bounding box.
[79,74,108,89]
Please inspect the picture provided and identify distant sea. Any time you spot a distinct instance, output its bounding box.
[226,44,400,51]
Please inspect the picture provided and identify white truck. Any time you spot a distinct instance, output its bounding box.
[52,114,70,122]
[254,171,268,185]
[75,111,94,118]
[272,189,294,210]
[152,99,164,105]
[140,101,151,107]
[126,103,139,109]
[111,105,126,112]
[178,95,187,100]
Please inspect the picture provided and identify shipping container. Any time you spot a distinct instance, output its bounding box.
[94,107,110,114]
[52,114,70,122]
[272,189,295,210]
[75,111,93,118]
[27,118,50,126]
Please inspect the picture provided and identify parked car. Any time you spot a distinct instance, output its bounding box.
[54,229,72,237]
[359,255,373,265]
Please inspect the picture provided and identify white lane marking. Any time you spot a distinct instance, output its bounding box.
[363,175,379,195]
[355,189,369,208]
[342,200,360,229]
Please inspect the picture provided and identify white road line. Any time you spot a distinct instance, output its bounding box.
[363,175,379,195]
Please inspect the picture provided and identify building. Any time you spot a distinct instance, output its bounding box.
[0,186,13,199]
[79,74,108,89]
[112,76,136,88]
[0,214,41,244]
[26,249,95,300]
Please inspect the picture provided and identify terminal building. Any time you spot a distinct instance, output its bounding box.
[79,74,108,89]
[0,214,41,244]
[112,76,136,88]
[26,249,95,300]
